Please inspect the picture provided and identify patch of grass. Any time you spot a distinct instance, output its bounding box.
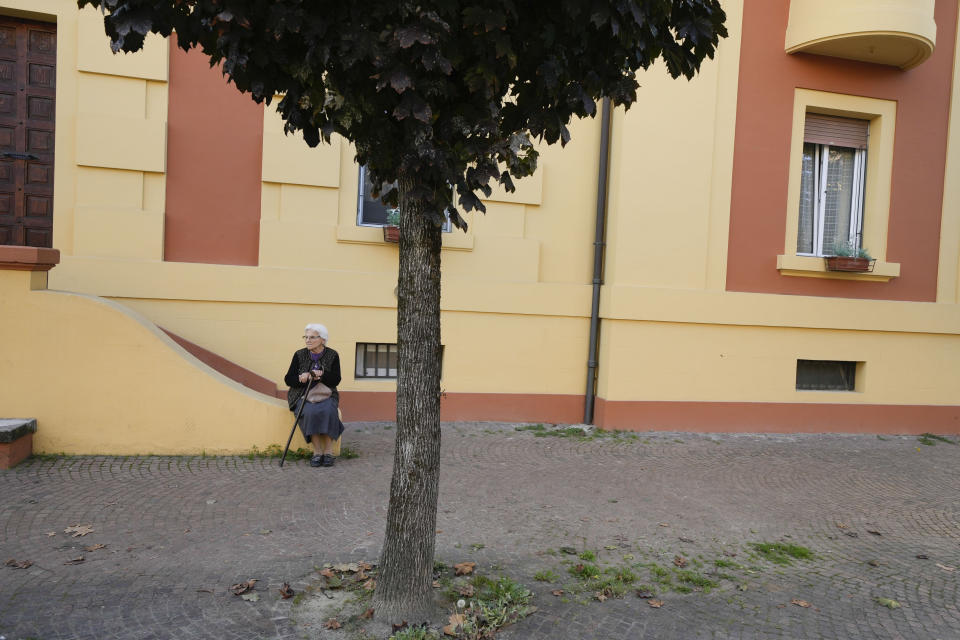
[919,433,957,446]
[749,542,814,565]
[675,570,718,593]
[469,542,485,552]
[339,445,361,459]
[515,423,546,432]
[534,427,589,438]
[391,626,441,640]
[534,569,559,582]
[248,444,313,460]
[578,550,597,562]
[569,563,602,580]
[714,558,742,569]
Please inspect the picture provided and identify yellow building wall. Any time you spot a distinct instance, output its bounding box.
[600,319,960,405]
[6,0,959,447]
[0,267,295,455]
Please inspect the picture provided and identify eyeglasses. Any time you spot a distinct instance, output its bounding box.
[303,335,322,341]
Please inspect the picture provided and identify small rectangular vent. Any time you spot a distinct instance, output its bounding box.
[796,359,858,391]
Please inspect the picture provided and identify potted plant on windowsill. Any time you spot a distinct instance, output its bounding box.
[824,241,875,272]
[382,208,400,243]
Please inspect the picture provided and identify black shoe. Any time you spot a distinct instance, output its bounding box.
[321,454,335,467]
[310,455,323,467]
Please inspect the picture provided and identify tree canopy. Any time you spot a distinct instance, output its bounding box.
[80,0,727,622]
[80,0,726,228]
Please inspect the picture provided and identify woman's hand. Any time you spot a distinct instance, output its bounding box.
[311,369,324,380]
[298,372,311,383]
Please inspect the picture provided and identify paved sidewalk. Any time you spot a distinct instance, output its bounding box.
[1,424,959,640]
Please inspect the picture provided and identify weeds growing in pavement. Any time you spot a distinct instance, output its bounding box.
[918,433,957,446]
[749,542,814,565]
[513,423,639,442]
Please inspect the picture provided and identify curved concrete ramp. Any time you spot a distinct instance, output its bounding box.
[0,247,296,455]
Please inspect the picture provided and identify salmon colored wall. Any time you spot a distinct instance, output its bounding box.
[726,0,957,301]
[594,399,960,435]
[164,39,263,265]
[335,391,584,424]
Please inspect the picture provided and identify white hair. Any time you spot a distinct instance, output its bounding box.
[304,323,329,341]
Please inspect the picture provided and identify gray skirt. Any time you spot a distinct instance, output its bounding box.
[298,396,345,443]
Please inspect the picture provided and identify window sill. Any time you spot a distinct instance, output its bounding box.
[776,255,900,281]
[336,224,474,250]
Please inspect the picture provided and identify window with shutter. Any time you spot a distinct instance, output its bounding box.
[797,114,868,257]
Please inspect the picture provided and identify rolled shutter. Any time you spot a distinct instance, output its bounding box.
[804,114,868,149]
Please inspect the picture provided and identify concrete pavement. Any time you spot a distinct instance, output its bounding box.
[1,423,958,639]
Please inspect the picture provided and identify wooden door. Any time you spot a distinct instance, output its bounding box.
[0,17,55,248]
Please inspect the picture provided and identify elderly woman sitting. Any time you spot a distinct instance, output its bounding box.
[284,323,345,467]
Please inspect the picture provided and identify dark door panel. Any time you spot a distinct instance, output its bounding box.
[0,17,55,248]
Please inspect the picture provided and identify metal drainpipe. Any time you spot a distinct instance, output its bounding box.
[584,97,612,424]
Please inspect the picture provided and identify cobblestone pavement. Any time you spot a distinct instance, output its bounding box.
[1,424,959,640]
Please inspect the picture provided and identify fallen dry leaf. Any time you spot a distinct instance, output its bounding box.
[457,584,475,597]
[5,559,32,569]
[916,554,930,560]
[279,583,294,599]
[595,592,607,602]
[324,618,342,630]
[333,562,359,573]
[876,597,901,609]
[678,536,694,543]
[443,613,466,637]
[64,525,94,537]
[636,589,654,599]
[392,621,408,633]
[866,529,882,536]
[658,522,670,527]
[791,599,811,608]
[432,580,441,588]
[673,555,687,568]
[836,522,849,529]
[230,579,257,595]
[362,578,376,591]
[648,599,664,608]
[551,590,564,596]
[454,561,476,576]
[63,556,85,565]
[361,607,374,619]
[83,544,105,552]
[240,592,259,602]
[936,563,956,572]
[319,568,336,578]
[355,570,368,581]
[45,532,56,537]
[357,561,373,571]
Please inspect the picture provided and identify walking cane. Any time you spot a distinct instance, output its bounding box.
[280,377,314,468]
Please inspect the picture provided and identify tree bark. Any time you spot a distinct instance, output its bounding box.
[373,174,444,622]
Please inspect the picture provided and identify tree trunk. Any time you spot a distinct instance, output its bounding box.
[373,175,444,622]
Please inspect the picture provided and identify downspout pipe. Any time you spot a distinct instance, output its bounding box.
[584,97,612,424]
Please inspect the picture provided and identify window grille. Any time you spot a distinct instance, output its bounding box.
[355,343,398,378]
[796,360,858,391]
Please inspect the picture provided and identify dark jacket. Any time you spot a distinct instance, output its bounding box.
[284,347,342,411]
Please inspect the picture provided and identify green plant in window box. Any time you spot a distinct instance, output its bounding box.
[383,208,401,243]
[824,241,874,272]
